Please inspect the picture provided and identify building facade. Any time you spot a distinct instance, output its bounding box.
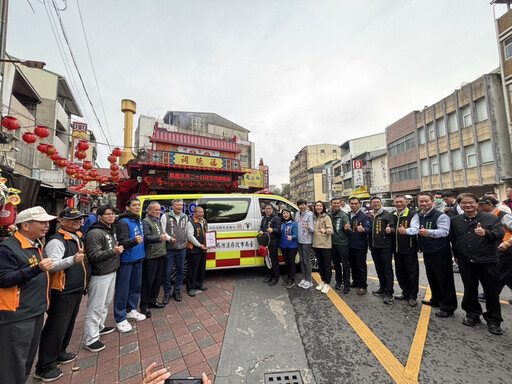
[416,72,512,197]
[386,112,420,196]
[289,144,341,202]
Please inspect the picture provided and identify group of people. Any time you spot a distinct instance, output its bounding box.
[0,198,210,383]
[258,192,511,337]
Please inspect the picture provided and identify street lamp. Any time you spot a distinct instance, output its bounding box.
[0,58,46,69]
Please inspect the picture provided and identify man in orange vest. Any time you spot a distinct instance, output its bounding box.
[477,196,512,305]
[0,207,56,384]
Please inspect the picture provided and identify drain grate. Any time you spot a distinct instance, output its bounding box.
[264,370,303,384]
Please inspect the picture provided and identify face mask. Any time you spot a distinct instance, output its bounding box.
[435,199,443,204]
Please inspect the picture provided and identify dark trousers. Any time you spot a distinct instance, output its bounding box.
[187,251,207,291]
[394,252,419,299]
[458,260,502,325]
[498,254,512,294]
[332,244,350,286]
[0,313,44,384]
[349,247,368,288]
[424,249,457,313]
[267,244,280,279]
[140,256,165,311]
[314,247,332,284]
[36,292,82,373]
[281,247,297,282]
[371,247,394,295]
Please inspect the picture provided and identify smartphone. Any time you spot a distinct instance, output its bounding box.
[164,377,202,384]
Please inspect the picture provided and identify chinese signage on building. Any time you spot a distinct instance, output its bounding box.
[241,168,264,188]
[168,171,232,184]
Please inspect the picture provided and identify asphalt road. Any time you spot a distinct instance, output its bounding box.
[214,254,512,384]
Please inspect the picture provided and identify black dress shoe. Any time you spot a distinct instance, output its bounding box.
[435,310,454,318]
[421,299,440,308]
[487,323,503,335]
[143,308,152,318]
[268,278,279,286]
[343,286,350,294]
[372,290,385,297]
[462,316,481,326]
[172,292,182,302]
[263,277,272,283]
[150,302,165,309]
[163,295,171,305]
[197,286,208,291]
[335,283,343,290]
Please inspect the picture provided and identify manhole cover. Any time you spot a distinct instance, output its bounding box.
[264,370,303,384]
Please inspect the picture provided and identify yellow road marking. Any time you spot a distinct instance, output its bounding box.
[403,287,432,381]
[313,273,418,384]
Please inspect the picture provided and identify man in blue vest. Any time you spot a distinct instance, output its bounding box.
[417,193,457,317]
[114,199,146,333]
[0,206,56,384]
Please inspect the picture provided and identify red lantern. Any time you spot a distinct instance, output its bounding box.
[34,125,50,138]
[110,170,119,177]
[107,155,117,163]
[76,173,84,180]
[46,146,56,156]
[110,163,119,171]
[76,140,89,151]
[83,161,93,170]
[37,143,48,153]
[66,168,76,176]
[88,170,98,178]
[55,158,69,168]
[75,150,87,160]
[22,132,37,144]
[1,116,20,131]
[50,153,60,161]
[100,177,109,183]
[144,176,154,185]
[112,147,122,157]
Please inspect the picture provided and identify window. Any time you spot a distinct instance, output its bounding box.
[418,127,426,144]
[447,113,458,133]
[437,118,446,137]
[480,140,493,163]
[475,98,488,123]
[420,159,429,176]
[505,35,512,60]
[461,106,472,127]
[427,123,435,141]
[430,155,439,174]
[389,163,418,183]
[451,149,463,170]
[465,145,477,167]
[440,152,449,173]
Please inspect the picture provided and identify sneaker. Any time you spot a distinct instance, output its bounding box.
[126,309,146,322]
[282,280,288,286]
[478,293,486,302]
[34,367,63,382]
[321,284,331,294]
[99,326,115,335]
[298,279,306,288]
[56,352,77,364]
[116,319,133,333]
[343,286,350,294]
[285,280,295,289]
[306,281,314,289]
[383,295,394,304]
[316,282,325,291]
[85,340,105,352]
[334,283,343,290]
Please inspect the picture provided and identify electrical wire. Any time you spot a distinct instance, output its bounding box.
[75,0,113,147]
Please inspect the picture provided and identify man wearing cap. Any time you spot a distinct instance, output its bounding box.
[405,195,415,211]
[83,204,124,352]
[451,194,504,335]
[34,208,91,382]
[0,206,55,384]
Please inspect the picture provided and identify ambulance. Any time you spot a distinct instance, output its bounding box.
[138,194,298,270]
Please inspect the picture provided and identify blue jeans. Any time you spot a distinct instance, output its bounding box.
[114,261,143,323]
[162,248,186,296]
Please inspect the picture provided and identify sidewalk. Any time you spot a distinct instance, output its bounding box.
[28,273,235,384]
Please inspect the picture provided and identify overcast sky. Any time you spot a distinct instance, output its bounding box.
[7,0,505,186]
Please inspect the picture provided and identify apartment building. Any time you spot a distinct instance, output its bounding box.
[289,144,341,202]
[416,72,512,197]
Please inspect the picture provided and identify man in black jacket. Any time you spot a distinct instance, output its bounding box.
[35,208,90,381]
[369,197,396,304]
[259,204,281,286]
[451,193,504,335]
